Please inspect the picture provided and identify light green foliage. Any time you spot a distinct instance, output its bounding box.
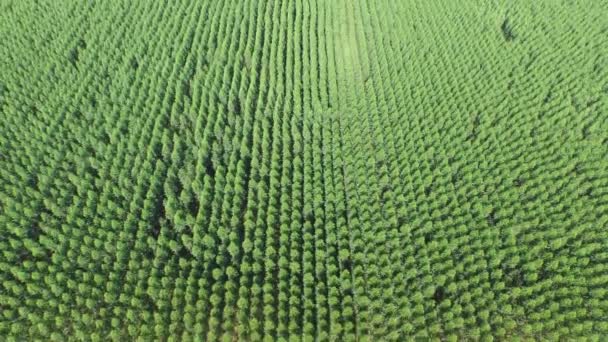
[0,0,607,340]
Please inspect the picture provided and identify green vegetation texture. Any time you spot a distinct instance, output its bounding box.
[1,0,607,340]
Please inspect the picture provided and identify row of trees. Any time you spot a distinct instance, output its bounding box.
[1,0,607,340]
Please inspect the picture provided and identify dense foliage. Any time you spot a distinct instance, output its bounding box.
[1,0,607,340]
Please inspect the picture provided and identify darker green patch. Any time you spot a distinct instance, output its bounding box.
[501,18,515,42]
